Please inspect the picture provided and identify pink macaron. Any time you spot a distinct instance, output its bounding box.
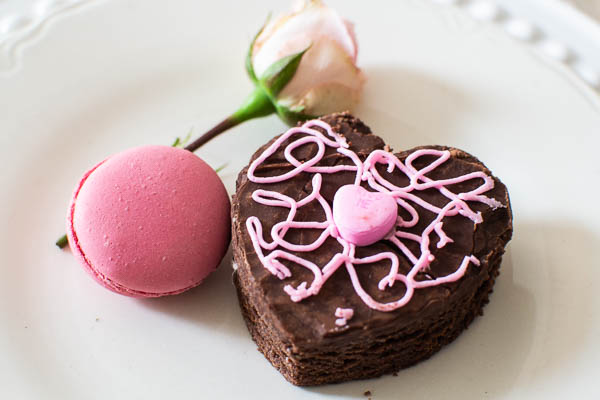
[66,145,231,298]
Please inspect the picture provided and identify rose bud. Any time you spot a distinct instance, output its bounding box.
[251,0,364,119]
[185,0,364,151]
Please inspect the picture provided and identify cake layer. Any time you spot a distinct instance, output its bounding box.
[234,250,504,385]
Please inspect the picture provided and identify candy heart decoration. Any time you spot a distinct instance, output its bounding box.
[332,184,398,246]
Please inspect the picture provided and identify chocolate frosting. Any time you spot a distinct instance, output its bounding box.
[232,113,513,354]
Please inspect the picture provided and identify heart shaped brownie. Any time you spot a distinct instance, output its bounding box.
[232,113,512,386]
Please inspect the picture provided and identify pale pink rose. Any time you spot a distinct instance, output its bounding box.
[251,0,364,116]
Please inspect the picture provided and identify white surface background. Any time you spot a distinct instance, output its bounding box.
[2,0,600,75]
[1,1,600,399]
[565,0,600,19]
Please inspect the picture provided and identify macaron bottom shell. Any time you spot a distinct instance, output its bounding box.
[66,145,231,298]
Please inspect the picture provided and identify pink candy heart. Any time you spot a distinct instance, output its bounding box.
[332,184,398,246]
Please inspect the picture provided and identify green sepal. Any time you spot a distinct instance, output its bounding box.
[242,28,313,127]
[274,103,318,126]
[245,14,271,83]
[259,46,310,98]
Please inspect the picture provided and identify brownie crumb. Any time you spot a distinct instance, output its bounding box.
[363,390,372,396]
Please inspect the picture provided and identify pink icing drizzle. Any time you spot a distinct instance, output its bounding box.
[245,119,504,313]
[334,307,354,327]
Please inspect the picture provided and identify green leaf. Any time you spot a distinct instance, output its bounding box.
[215,162,229,174]
[259,45,310,98]
[56,234,68,249]
[245,14,271,83]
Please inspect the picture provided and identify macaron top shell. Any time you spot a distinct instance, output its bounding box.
[67,145,231,297]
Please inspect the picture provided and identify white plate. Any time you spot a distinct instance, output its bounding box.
[1,1,599,399]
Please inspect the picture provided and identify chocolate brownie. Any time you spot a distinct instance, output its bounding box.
[231,112,512,385]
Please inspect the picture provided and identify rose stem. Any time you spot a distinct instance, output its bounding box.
[184,118,239,152]
[185,86,274,152]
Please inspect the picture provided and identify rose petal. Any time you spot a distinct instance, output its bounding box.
[252,0,357,77]
[277,38,364,115]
